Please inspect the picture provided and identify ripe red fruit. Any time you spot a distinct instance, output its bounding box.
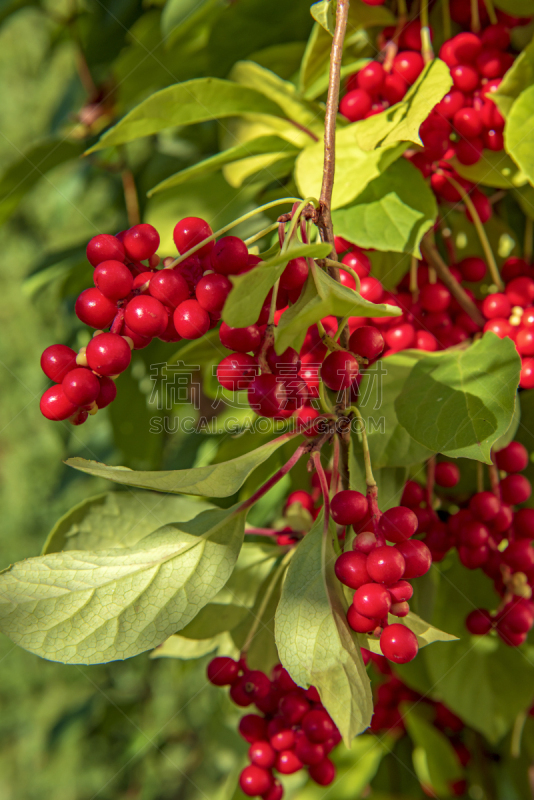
[321,351,359,391]
[435,462,460,488]
[86,234,125,267]
[95,376,117,409]
[309,758,336,786]
[353,583,392,619]
[86,333,131,376]
[210,236,249,275]
[503,539,534,571]
[331,489,367,525]
[62,367,100,407]
[149,271,189,309]
[392,51,424,85]
[507,277,534,308]
[276,750,303,775]
[466,609,493,635]
[93,260,134,301]
[342,248,371,278]
[335,551,370,589]
[379,506,418,543]
[239,765,272,796]
[270,730,295,752]
[239,714,267,743]
[460,520,489,547]
[173,299,210,339]
[520,359,534,389]
[302,709,336,743]
[349,326,385,360]
[123,223,160,261]
[347,605,377,633]
[216,353,257,391]
[195,273,231,313]
[40,386,78,421]
[173,217,214,257]
[280,257,309,291]
[366,546,406,585]
[482,293,511,320]
[357,61,385,92]
[249,741,276,769]
[279,692,310,725]
[451,64,479,92]
[501,475,532,505]
[453,108,483,139]
[395,539,432,579]
[124,296,168,338]
[513,508,534,539]
[219,322,261,353]
[295,733,325,766]
[360,276,383,303]
[401,480,425,507]
[384,324,415,351]
[41,344,77,383]
[75,288,117,329]
[469,491,500,521]
[388,580,413,603]
[380,624,418,663]
[262,780,283,800]
[495,441,528,473]
[248,374,287,418]
[420,283,451,312]
[206,656,239,686]
[340,89,371,121]
[458,256,487,282]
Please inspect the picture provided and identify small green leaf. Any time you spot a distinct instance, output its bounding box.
[331,159,437,256]
[310,0,336,34]
[494,0,534,19]
[504,85,534,186]
[274,264,401,354]
[395,333,521,464]
[357,611,458,655]
[493,35,534,118]
[275,514,373,744]
[354,59,452,151]
[161,0,216,37]
[0,507,246,664]
[87,79,287,153]
[42,491,213,554]
[404,706,464,795]
[222,242,332,329]
[452,150,528,189]
[493,395,521,452]
[66,432,297,497]
[150,631,239,660]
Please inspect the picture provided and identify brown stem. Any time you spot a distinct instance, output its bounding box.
[489,461,502,502]
[121,167,141,226]
[287,118,320,142]
[312,451,331,537]
[421,237,485,327]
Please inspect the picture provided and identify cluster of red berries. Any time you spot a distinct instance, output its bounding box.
[206,657,341,798]
[332,489,433,663]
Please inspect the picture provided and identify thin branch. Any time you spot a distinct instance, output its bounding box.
[421,236,485,328]
[121,167,141,227]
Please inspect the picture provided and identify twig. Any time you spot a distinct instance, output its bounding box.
[312,451,331,538]
[121,167,141,227]
[421,237,485,327]
[238,443,307,513]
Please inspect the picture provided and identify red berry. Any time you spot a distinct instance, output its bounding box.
[383,73,407,104]
[331,490,367,525]
[262,780,283,800]
[458,256,486,282]
[275,751,302,775]
[41,344,77,383]
[349,326,385,360]
[216,353,257,391]
[270,730,295,752]
[466,609,492,635]
[173,299,210,339]
[321,351,359,391]
[357,61,385,92]
[503,539,534,571]
[248,374,288,418]
[196,273,231,313]
[453,108,483,139]
[482,293,511,320]
[309,758,336,786]
[347,605,377,633]
[302,709,336,743]
[384,324,415,351]
[173,217,214,257]
[93,260,134,301]
[210,236,249,275]
[335,551,370,589]
[342,249,371,278]
[249,741,276,769]
[395,539,432,579]
[340,89,371,121]
[75,288,117,329]
[501,475,532,505]
[40,386,78,421]
[219,322,261,352]
[392,51,424,85]
[280,257,308,291]
[416,331,438,351]
[379,506,418,543]
[435,462,460,488]
[451,64,478,92]
[520,358,534,389]
[353,583,391,619]
[124,296,168,338]
[294,734,325,766]
[95,376,117,409]
[420,283,451,312]
[495,441,528,473]
[484,317,514,339]
[279,692,310,725]
[239,714,267,743]
[451,31,482,63]
[388,580,413,603]
[62,367,100,407]
[123,223,159,261]
[86,234,125,267]
[469,491,500,522]
[401,480,425,507]
[506,277,534,308]
[206,656,239,686]
[86,333,131,377]
[366,546,406,585]
[380,624,418,663]
[360,276,383,303]
[239,765,272,796]
[460,520,489,547]
[513,508,534,539]
[149,271,189,309]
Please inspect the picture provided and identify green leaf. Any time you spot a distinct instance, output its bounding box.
[87,79,288,153]
[346,0,396,30]
[295,132,406,210]
[349,458,408,512]
[493,35,534,118]
[161,0,215,37]
[353,351,434,468]
[42,491,213,554]
[494,0,534,19]
[331,159,437,256]
[493,394,521,452]
[65,432,297,497]
[395,333,521,464]
[0,138,84,225]
[310,0,336,34]
[353,59,452,151]
[147,135,298,196]
[357,611,458,656]
[404,706,464,795]
[150,631,239,660]
[275,514,373,745]
[0,507,246,664]
[274,263,401,354]
[222,242,331,328]
[367,249,411,291]
[452,150,528,189]
[504,85,534,186]
[305,59,371,102]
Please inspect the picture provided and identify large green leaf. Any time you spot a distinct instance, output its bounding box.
[493,35,534,118]
[87,79,288,153]
[274,263,401,354]
[452,150,528,189]
[331,159,437,256]
[275,515,373,744]
[66,432,297,497]
[367,249,411,291]
[295,133,406,210]
[353,59,452,151]
[504,85,534,186]
[150,631,239,660]
[494,0,534,19]
[148,135,298,196]
[0,507,246,664]
[395,333,521,464]
[43,491,213,554]
[222,242,331,328]
[0,138,84,225]
[354,351,435,469]
[404,706,464,795]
